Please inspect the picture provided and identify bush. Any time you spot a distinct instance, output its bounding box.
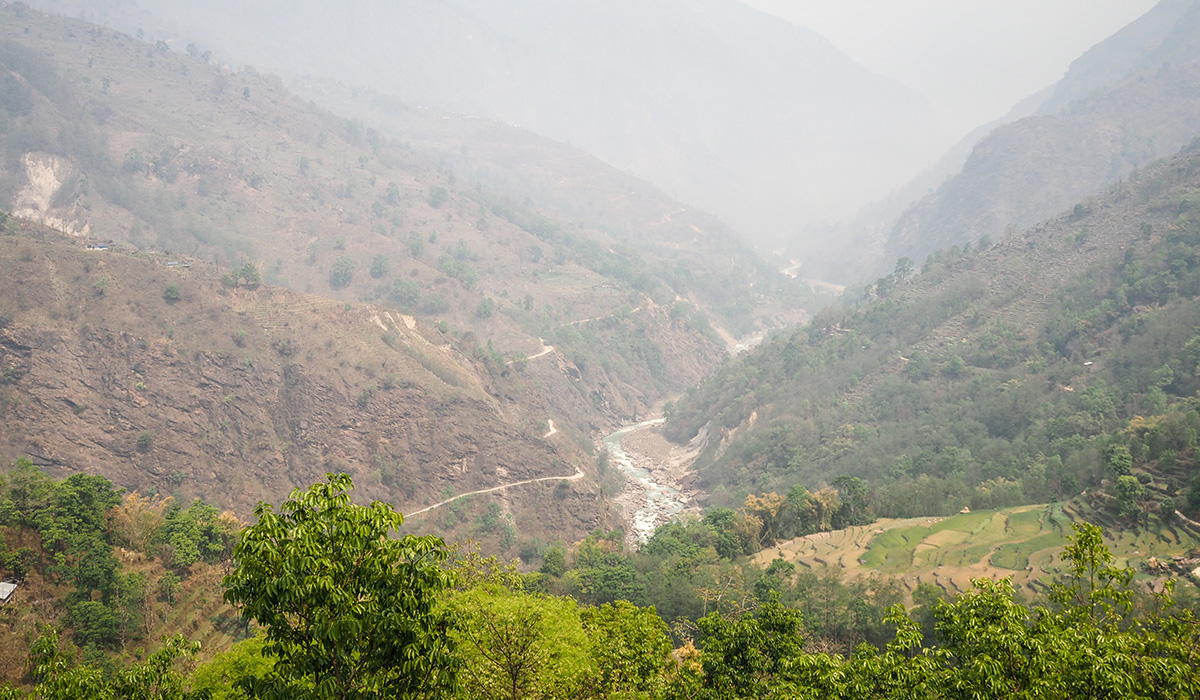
[370,254,389,279]
[162,284,181,303]
[330,257,355,289]
[136,432,153,453]
[390,279,420,306]
[422,293,450,315]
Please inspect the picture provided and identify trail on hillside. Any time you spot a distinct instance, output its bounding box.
[507,338,555,365]
[404,466,584,518]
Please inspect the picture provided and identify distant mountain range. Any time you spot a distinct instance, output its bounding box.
[865,0,1200,280]
[27,0,946,258]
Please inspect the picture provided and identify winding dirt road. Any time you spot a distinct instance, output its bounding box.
[404,466,583,518]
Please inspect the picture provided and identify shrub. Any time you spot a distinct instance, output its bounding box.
[163,283,181,303]
[390,279,420,306]
[330,257,355,289]
[370,254,389,279]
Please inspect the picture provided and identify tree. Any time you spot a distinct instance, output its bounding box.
[162,284,181,303]
[13,629,203,700]
[369,255,389,279]
[1114,475,1145,520]
[579,601,671,698]
[1105,444,1133,476]
[222,473,455,700]
[329,257,355,290]
[234,262,261,287]
[390,279,420,307]
[540,544,566,578]
[448,587,589,700]
[692,595,807,698]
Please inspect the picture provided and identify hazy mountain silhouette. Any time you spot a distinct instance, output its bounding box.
[30,0,944,256]
[880,0,1200,273]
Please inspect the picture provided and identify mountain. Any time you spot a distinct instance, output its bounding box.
[26,0,944,259]
[667,139,1200,529]
[1035,0,1197,116]
[0,3,804,422]
[0,5,809,547]
[879,0,1200,272]
[806,84,1057,284]
[0,217,624,546]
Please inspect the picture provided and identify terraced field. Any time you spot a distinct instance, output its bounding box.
[752,503,1200,599]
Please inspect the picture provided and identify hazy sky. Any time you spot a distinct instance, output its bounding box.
[740,0,1159,138]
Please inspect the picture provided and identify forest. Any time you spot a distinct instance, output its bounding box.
[1,471,1198,699]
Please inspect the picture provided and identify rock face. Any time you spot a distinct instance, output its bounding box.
[12,154,89,237]
[0,231,619,545]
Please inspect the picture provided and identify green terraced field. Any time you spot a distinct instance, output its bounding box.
[753,502,1200,600]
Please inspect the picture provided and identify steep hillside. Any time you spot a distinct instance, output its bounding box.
[0,5,787,429]
[285,79,812,332]
[1036,0,1197,115]
[0,218,622,548]
[668,141,1200,528]
[27,0,944,256]
[883,0,1200,268]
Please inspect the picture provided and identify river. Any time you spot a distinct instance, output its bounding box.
[601,417,696,546]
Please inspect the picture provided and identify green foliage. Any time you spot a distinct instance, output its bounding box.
[388,279,420,307]
[9,629,203,700]
[692,595,807,698]
[368,254,389,279]
[190,637,274,700]
[156,499,237,569]
[539,544,566,578]
[229,262,260,287]
[578,601,672,698]
[1105,443,1133,476]
[421,292,450,315]
[222,473,456,700]
[666,203,1200,519]
[405,231,424,258]
[448,586,590,700]
[162,284,181,303]
[436,255,478,289]
[328,257,355,290]
[427,186,448,209]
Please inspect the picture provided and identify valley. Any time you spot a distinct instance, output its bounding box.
[2,2,1200,698]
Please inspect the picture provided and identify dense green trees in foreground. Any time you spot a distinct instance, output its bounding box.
[2,473,1198,699]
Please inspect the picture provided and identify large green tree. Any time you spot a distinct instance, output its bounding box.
[222,473,455,700]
